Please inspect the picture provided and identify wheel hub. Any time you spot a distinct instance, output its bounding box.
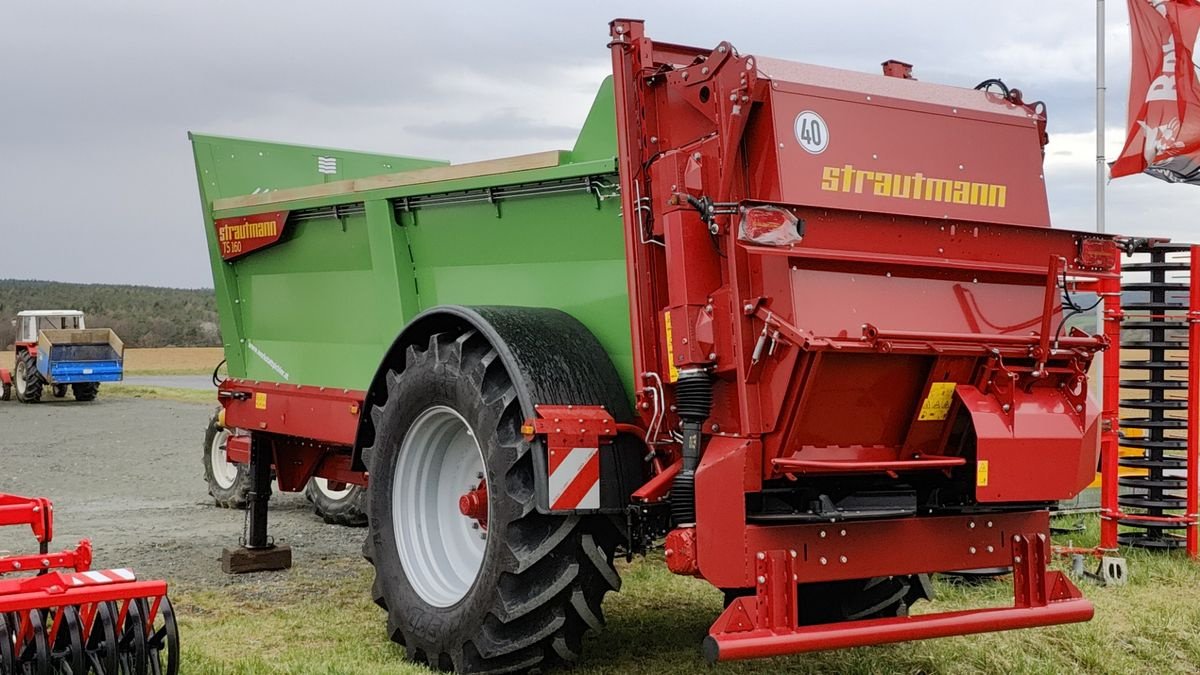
[458,482,488,529]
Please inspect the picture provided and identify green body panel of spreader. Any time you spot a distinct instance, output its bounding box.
[190,78,632,393]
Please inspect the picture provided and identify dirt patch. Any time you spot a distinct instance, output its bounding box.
[0,397,364,593]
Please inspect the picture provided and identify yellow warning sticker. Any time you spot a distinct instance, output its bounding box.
[917,382,956,421]
[664,311,679,383]
[977,460,989,487]
[255,392,268,410]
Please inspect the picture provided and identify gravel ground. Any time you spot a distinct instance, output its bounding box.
[0,397,364,591]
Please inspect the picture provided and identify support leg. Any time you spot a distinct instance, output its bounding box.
[221,437,292,574]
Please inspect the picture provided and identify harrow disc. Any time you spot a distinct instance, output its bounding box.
[141,598,178,675]
[84,603,119,675]
[49,606,85,675]
[116,602,148,675]
[15,610,51,675]
[0,613,15,675]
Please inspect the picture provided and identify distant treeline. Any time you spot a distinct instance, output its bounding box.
[0,279,219,348]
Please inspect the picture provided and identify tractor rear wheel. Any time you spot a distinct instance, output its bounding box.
[14,351,42,403]
[71,383,99,401]
[304,478,367,526]
[364,327,621,673]
[203,409,251,509]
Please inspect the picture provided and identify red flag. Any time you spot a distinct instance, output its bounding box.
[1112,0,1200,183]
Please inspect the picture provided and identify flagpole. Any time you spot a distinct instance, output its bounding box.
[1098,0,1107,234]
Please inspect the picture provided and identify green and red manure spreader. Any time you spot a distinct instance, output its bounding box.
[190,19,1134,673]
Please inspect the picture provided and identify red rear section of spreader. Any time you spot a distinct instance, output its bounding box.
[607,18,1115,660]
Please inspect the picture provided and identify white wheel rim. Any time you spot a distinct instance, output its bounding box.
[14,361,27,397]
[312,477,354,500]
[209,428,239,490]
[393,405,488,608]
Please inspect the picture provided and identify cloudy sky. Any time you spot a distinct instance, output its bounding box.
[0,1,1190,289]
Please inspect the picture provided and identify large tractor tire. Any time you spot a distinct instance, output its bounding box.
[13,351,42,403]
[71,383,99,401]
[304,478,367,527]
[363,310,626,673]
[203,408,251,509]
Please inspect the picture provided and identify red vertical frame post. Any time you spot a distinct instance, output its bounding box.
[1188,245,1200,558]
[1099,261,1123,552]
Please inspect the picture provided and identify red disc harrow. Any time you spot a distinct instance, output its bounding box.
[0,493,177,675]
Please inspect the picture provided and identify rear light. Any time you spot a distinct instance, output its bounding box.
[738,205,803,246]
[1077,238,1118,271]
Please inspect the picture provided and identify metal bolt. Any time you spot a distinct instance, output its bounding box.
[1075,404,1083,413]
[789,550,797,558]
[744,303,754,313]
[757,552,765,560]
[711,423,720,432]
[42,559,49,567]
[820,530,827,538]
[839,556,848,563]
[987,521,993,528]
[969,546,977,554]
[718,45,727,53]
[11,563,19,570]
[987,545,995,553]
[650,136,658,143]
[757,575,766,584]
[708,352,717,360]
[969,521,976,529]
[1014,556,1022,563]
[840,529,847,537]
[819,557,828,565]
[1002,404,1012,413]
[701,66,709,75]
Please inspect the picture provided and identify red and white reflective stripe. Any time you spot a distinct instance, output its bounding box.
[548,447,600,510]
[65,568,136,587]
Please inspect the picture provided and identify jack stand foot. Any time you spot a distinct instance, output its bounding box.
[221,544,292,574]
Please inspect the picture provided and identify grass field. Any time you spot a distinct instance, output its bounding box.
[175,516,1200,675]
[0,346,222,375]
